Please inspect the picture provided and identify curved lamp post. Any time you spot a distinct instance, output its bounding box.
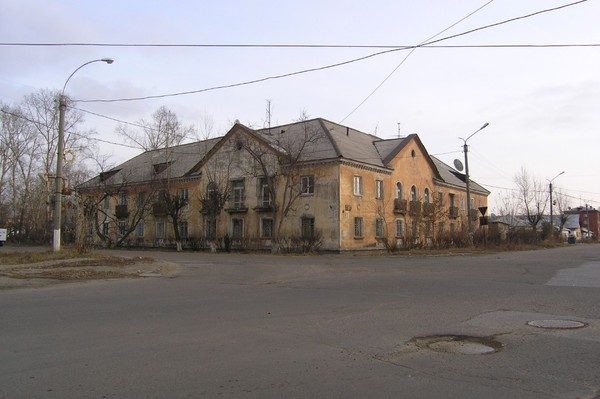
[459,122,489,236]
[548,171,565,238]
[53,58,113,252]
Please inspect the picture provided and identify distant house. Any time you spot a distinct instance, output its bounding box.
[565,206,598,239]
[489,214,581,241]
[78,118,490,251]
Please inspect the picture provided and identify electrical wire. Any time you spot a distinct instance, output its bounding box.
[340,0,495,123]
[72,0,590,105]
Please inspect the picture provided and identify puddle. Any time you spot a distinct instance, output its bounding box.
[409,335,503,355]
[527,319,586,329]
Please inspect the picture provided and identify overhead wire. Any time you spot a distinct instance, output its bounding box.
[339,0,496,123]
[72,0,590,104]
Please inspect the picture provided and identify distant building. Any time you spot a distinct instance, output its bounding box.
[565,206,599,239]
[78,118,489,251]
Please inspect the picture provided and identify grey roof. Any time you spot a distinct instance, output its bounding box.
[79,117,489,197]
[79,138,221,189]
[431,156,490,194]
[254,118,385,167]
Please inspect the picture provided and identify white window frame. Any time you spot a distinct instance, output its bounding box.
[376,180,384,200]
[353,175,363,196]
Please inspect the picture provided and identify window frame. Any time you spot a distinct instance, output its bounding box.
[354,217,364,238]
[301,216,315,239]
[375,180,384,200]
[300,175,314,195]
[395,219,405,238]
[375,218,384,238]
[261,218,274,239]
[353,175,363,196]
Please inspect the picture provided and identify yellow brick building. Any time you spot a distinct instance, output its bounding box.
[78,118,489,251]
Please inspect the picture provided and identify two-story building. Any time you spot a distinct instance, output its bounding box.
[78,118,489,251]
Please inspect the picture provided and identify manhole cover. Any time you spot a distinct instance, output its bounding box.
[410,335,503,355]
[527,319,586,329]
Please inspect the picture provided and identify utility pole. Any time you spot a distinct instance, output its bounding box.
[459,122,489,238]
[548,171,565,239]
[53,58,113,251]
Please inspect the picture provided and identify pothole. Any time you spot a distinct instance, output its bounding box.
[410,335,503,355]
[527,319,586,329]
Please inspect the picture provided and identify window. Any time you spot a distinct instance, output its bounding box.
[395,219,404,237]
[411,220,418,237]
[102,221,109,236]
[207,182,218,202]
[424,221,432,238]
[205,217,216,240]
[135,222,145,238]
[301,217,315,239]
[301,175,314,195]
[395,182,403,199]
[103,195,110,209]
[438,222,445,235]
[258,177,272,207]
[155,221,165,238]
[137,192,147,207]
[178,221,188,239]
[119,191,127,206]
[437,192,444,207]
[449,193,456,208]
[375,180,384,199]
[179,188,189,203]
[424,188,430,203]
[460,196,465,210]
[353,175,363,196]
[232,218,244,240]
[375,218,384,238]
[157,190,167,203]
[450,222,456,233]
[118,221,127,237]
[261,218,274,238]
[354,217,363,238]
[232,180,245,209]
[410,186,418,202]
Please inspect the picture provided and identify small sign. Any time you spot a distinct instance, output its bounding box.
[478,206,488,216]
[0,229,7,241]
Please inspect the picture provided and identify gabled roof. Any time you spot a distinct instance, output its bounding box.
[79,117,489,197]
[78,138,221,189]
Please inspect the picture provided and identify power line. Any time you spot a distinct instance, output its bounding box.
[341,0,590,122]
[340,0,496,123]
[0,107,139,150]
[74,0,591,105]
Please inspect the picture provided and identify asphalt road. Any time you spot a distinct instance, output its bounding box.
[1,245,599,398]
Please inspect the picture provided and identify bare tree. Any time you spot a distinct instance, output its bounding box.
[239,112,322,251]
[514,167,547,235]
[117,106,195,151]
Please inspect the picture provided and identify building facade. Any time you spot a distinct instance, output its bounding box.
[78,118,489,251]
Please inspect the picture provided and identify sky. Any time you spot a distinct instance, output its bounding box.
[1,0,599,213]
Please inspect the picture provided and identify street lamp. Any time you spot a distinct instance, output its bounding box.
[548,171,565,238]
[459,122,489,236]
[53,58,113,252]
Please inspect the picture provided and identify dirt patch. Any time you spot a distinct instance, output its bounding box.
[0,255,180,290]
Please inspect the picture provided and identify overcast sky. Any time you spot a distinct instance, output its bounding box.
[1,0,599,212]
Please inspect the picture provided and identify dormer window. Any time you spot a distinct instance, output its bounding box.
[152,162,171,175]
